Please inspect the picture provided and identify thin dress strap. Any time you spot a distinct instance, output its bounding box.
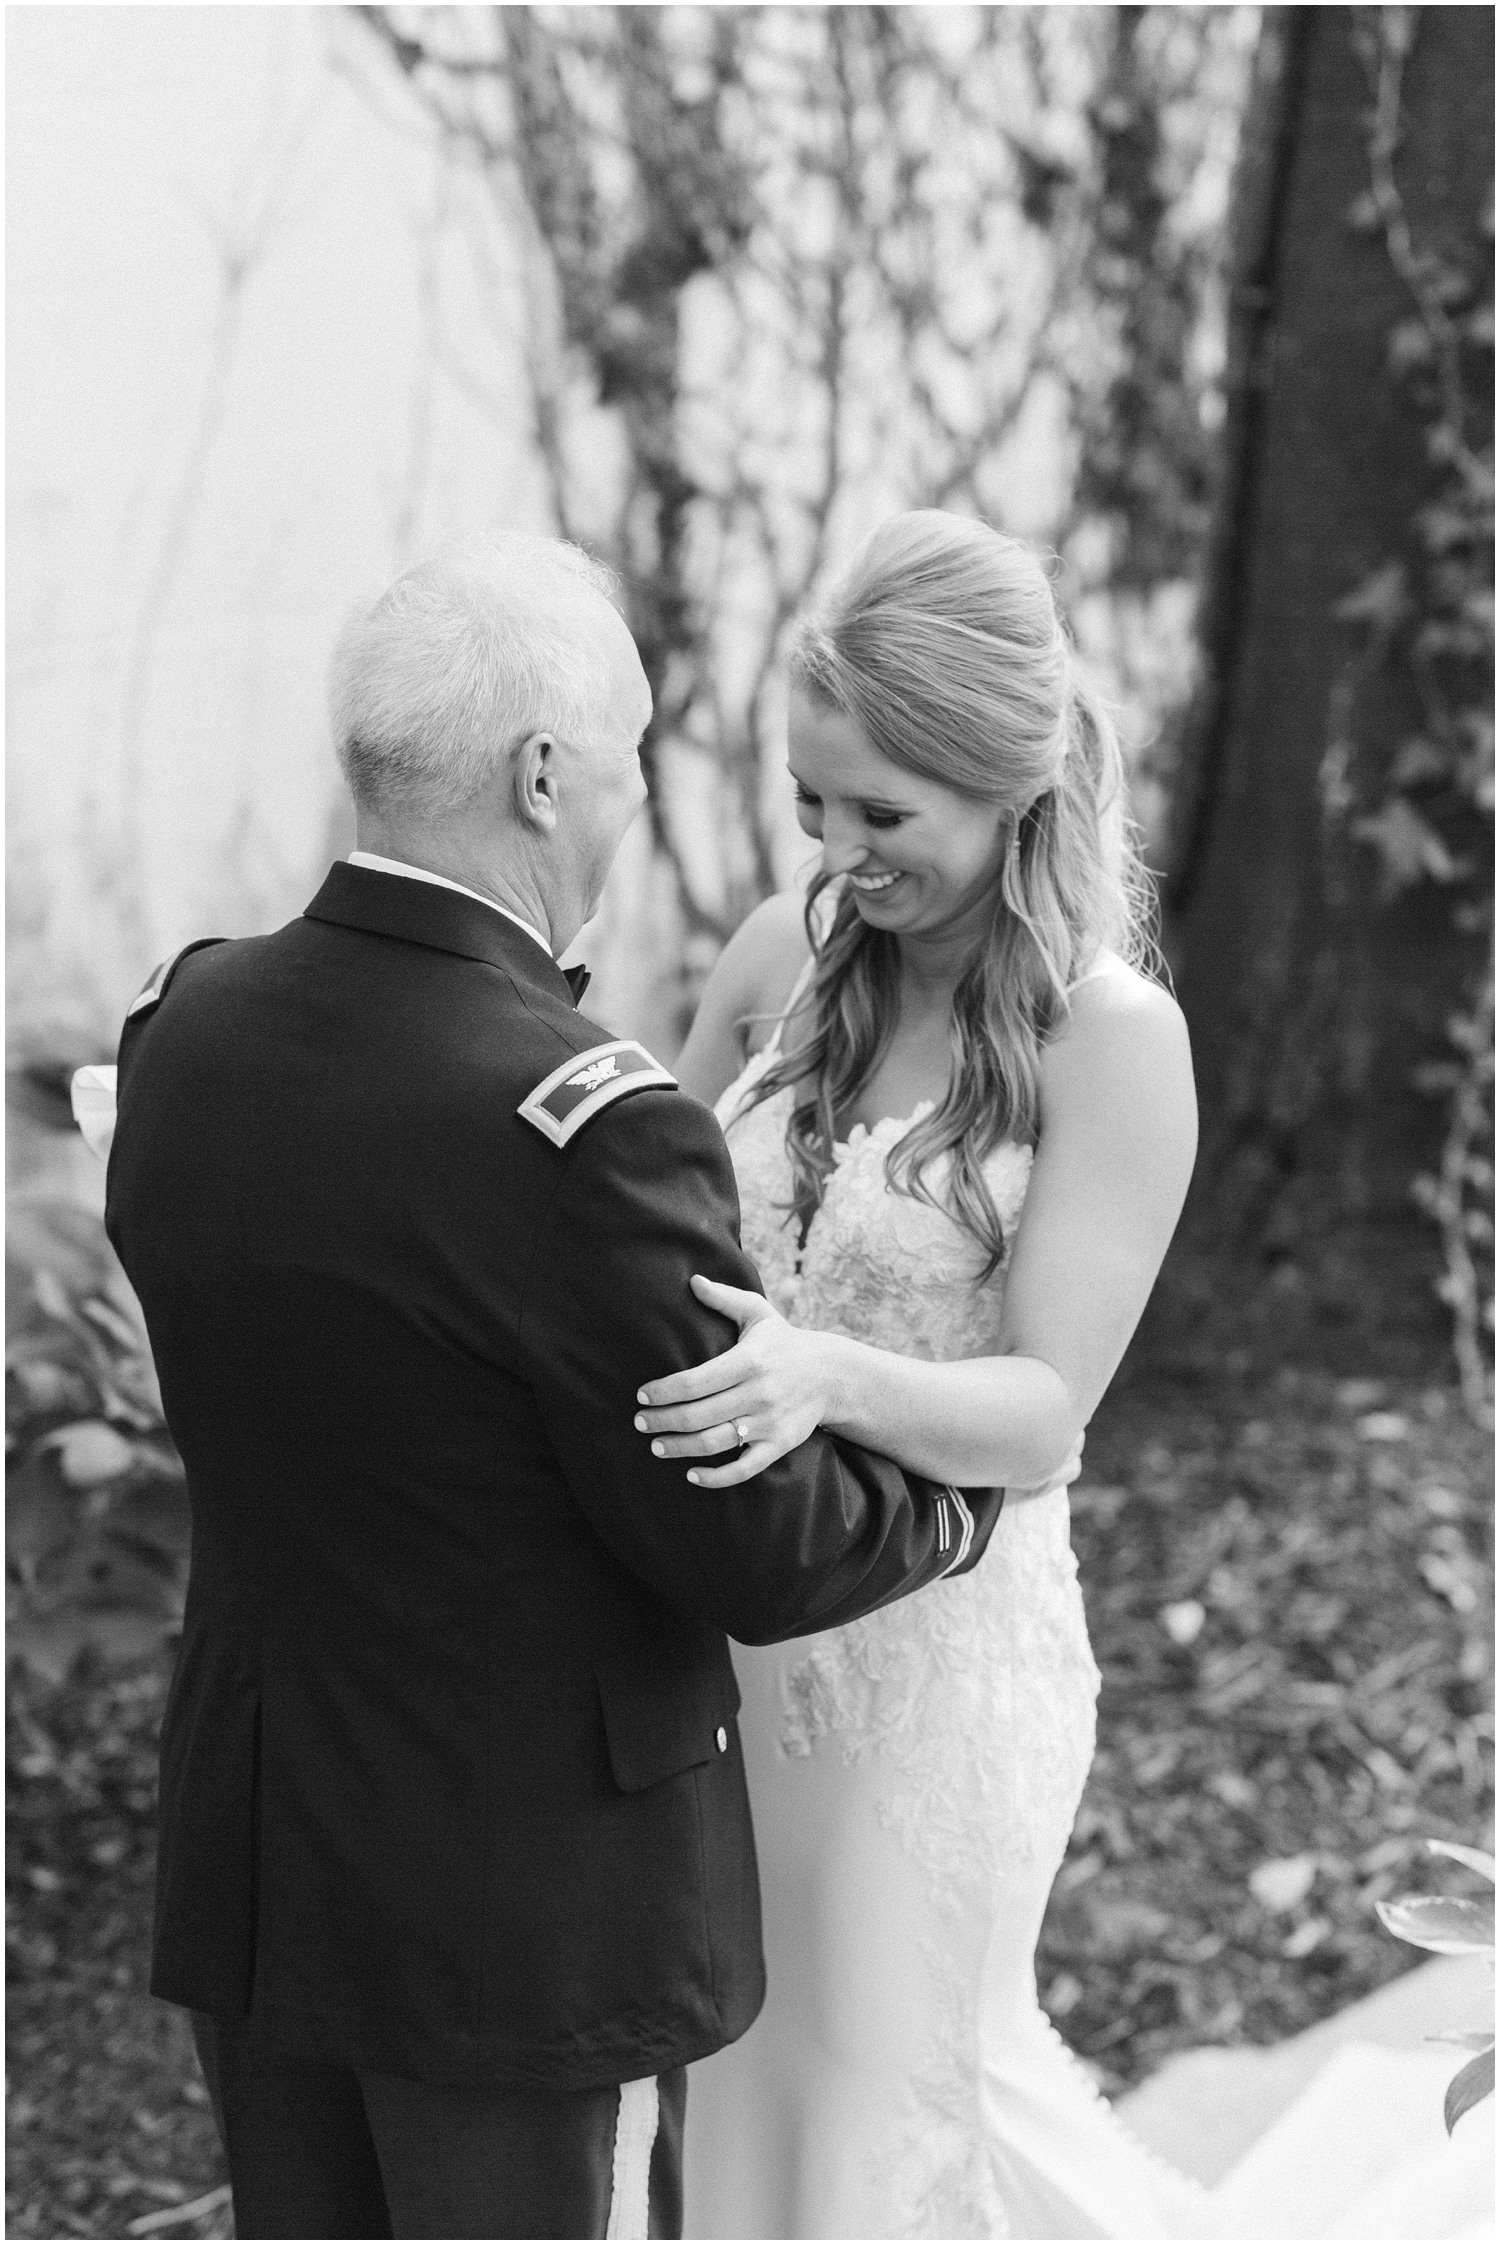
[1064,959,1116,995]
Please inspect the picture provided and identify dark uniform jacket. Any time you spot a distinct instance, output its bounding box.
[105,862,1004,2091]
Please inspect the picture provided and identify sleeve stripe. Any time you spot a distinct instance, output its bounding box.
[123,937,225,1019]
[941,1488,975,1575]
[126,957,174,1017]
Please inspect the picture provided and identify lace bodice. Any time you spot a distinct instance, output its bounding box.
[717,1053,1033,1360]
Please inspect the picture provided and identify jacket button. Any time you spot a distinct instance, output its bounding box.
[715,1726,728,1752]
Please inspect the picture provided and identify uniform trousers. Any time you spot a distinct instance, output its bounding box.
[191,2013,686,2241]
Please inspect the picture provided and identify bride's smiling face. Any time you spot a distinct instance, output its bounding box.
[787,688,1011,936]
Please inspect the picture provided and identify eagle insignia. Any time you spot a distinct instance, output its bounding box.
[519,1040,677,1148]
[568,1056,620,1093]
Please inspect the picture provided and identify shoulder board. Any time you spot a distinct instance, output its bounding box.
[518,1040,677,1148]
[125,938,226,1020]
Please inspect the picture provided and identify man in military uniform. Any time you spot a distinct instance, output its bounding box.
[97,539,1009,2239]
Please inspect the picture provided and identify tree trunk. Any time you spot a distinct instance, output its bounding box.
[1163,6,1493,1356]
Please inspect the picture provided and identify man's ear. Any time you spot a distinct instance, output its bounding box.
[513,732,560,833]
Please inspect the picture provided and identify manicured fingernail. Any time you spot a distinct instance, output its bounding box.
[634,1415,647,1431]
[686,1471,701,1485]
[651,1441,665,1457]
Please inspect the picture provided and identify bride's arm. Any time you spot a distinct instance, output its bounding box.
[672,892,811,1106]
[636,972,1197,1488]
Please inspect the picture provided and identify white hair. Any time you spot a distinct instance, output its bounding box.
[328,536,645,815]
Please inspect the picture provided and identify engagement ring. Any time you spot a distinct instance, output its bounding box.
[735,1420,751,1446]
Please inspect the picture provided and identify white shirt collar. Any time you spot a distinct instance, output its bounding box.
[348,852,553,956]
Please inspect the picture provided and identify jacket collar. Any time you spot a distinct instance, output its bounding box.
[304,861,586,1007]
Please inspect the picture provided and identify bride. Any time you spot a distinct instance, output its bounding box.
[635,511,1208,2238]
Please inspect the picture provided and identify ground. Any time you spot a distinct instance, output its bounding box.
[6,1323,1493,2238]
[1039,1354,1491,2097]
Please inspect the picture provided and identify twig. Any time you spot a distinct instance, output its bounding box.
[1414,944,1496,1428]
[125,2184,232,2237]
[391,162,453,570]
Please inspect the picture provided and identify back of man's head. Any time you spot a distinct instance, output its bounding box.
[328,537,646,819]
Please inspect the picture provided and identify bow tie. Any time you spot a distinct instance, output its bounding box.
[563,962,591,1006]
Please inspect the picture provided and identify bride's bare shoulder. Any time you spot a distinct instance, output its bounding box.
[673,892,813,1104]
[1039,949,1195,1138]
[731,891,815,1005]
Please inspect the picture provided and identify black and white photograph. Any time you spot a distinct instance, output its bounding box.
[6,5,1494,2240]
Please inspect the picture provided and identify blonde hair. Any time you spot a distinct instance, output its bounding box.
[328,536,642,816]
[752,509,1158,1278]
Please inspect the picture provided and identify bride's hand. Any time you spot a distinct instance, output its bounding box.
[634,1275,839,1488]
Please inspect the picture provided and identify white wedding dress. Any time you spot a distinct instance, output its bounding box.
[682,978,1216,2240]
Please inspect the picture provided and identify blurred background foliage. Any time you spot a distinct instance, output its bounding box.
[6,7,1493,2236]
